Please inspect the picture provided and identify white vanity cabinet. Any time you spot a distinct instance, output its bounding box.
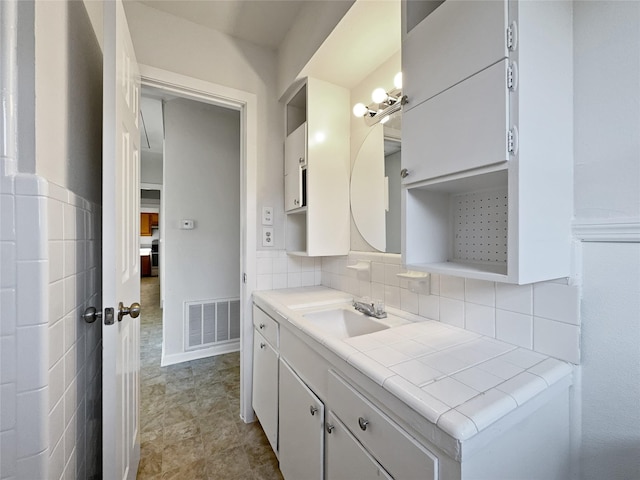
[325,412,392,480]
[401,0,573,284]
[284,123,306,211]
[278,359,325,480]
[251,306,279,454]
[283,77,351,256]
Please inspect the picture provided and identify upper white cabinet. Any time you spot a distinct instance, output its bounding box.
[401,0,573,284]
[283,77,351,256]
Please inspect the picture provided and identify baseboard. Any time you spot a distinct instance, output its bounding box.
[161,340,240,367]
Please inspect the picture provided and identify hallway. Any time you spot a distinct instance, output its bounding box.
[137,277,282,479]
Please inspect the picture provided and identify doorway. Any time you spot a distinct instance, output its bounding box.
[139,66,258,426]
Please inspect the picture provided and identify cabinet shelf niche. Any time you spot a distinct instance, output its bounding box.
[404,168,510,282]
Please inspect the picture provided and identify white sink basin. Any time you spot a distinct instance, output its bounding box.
[303,307,389,338]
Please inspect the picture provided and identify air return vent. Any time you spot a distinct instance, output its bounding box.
[185,298,240,350]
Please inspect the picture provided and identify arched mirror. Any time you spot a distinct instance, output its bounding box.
[350,120,401,253]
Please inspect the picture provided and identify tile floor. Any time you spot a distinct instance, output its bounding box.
[137,277,283,480]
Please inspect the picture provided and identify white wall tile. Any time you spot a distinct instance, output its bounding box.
[1,194,16,241]
[400,289,419,315]
[48,398,64,457]
[0,430,17,478]
[63,276,76,316]
[440,298,464,328]
[49,360,65,411]
[418,294,439,320]
[301,271,315,287]
[464,279,495,306]
[371,282,385,304]
[430,273,440,295]
[16,325,48,392]
[49,241,64,282]
[1,383,16,430]
[384,263,400,287]
[371,262,385,284]
[287,272,301,288]
[440,275,465,300]
[0,288,16,336]
[533,316,580,363]
[49,281,64,325]
[358,280,372,299]
[16,196,47,261]
[496,283,533,314]
[49,436,65,480]
[272,257,287,274]
[17,261,47,326]
[272,273,287,289]
[465,303,496,337]
[384,285,400,309]
[49,319,65,368]
[1,336,17,384]
[16,388,47,457]
[1,242,16,288]
[48,198,64,241]
[533,282,581,325]
[495,310,533,349]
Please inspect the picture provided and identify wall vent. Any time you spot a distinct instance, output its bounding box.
[185,298,240,350]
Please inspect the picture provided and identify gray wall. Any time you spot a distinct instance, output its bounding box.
[573,2,640,478]
[162,98,241,359]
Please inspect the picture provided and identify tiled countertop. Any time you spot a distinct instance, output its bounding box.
[253,286,573,443]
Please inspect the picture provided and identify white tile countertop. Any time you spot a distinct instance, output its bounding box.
[253,286,573,443]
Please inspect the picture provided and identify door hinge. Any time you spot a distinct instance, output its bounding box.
[242,273,247,284]
[507,62,518,91]
[507,21,518,51]
[507,126,519,155]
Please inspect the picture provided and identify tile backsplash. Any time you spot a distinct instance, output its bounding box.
[253,249,580,364]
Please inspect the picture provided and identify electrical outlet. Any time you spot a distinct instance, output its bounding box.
[262,227,274,247]
[262,206,273,225]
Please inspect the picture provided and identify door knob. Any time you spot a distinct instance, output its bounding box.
[358,417,369,431]
[400,168,410,178]
[118,302,141,322]
[310,405,318,416]
[82,306,102,324]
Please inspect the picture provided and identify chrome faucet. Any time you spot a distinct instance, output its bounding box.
[353,299,387,319]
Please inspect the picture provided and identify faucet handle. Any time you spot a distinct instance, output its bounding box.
[374,300,385,315]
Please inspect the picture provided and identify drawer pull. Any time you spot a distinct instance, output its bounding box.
[358,417,369,431]
[259,323,265,329]
[260,342,266,349]
[326,424,335,434]
[310,406,318,416]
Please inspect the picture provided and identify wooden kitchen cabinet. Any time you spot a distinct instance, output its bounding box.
[140,212,158,236]
[401,0,573,284]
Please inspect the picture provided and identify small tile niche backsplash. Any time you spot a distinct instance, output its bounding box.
[254,250,580,364]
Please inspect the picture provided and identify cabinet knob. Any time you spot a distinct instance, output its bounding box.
[259,323,265,329]
[298,157,304,164]
[400,168,409,179]
[326,424,335,434]
[310,405,318,416]
[294,199,299,206]
[260,342,266,349]
[358,417,369,431]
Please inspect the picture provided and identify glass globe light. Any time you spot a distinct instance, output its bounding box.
[371,88,388,104]
[352,103,368,118]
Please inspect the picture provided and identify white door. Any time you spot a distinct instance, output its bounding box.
[102,0,142,479]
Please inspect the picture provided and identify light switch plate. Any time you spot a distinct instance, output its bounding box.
[180,219,195,230]
[262,227,274,247]
[262,206,273,225]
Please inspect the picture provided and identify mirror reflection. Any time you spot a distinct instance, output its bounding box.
[350,119,401,253]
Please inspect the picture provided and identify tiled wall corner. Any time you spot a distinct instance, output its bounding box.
[46,182,102,480]
[1,173,50,478]
[319,251,582,364]
[255,250,322,291]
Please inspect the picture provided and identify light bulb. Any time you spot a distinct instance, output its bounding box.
[352,103,368,118]
[371,88,388,104]
[394,72,403,90]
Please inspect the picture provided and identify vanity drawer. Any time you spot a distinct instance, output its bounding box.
[253,305,279,348]
[328,371,438,480]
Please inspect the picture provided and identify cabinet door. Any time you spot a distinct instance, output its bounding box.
[150,213,158,227]
[326,412,392,480]
[403,0,508,109]
[140,213,151,236]
[403,59,509,183]
[284,123,306,211]
[252,330,279,454]
[278,359,324,480]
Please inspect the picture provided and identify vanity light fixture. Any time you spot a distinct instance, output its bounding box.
[353,72,407,127]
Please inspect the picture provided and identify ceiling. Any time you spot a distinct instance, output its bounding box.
[135,0,308,50]
[137,0,401,155]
